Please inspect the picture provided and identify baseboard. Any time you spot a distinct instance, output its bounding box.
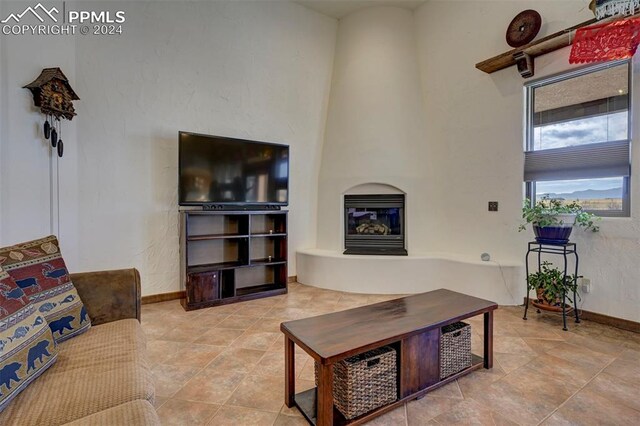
[523,298,639,333]
[579,310,639,333]
[142,276,297,305]
[141,291,185,305]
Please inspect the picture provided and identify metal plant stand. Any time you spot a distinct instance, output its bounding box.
[523,242,580,331]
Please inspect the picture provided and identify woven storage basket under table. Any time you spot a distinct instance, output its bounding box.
[440,321,472,379]
[314,346,397,420]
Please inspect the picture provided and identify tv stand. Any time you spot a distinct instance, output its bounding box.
[180,210,288,310]
[202,204,282,211]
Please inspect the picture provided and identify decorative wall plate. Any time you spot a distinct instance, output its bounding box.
[506,10,542,48]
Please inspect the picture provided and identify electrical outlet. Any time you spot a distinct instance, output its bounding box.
[579,278,591,293]
[488,201,498,211]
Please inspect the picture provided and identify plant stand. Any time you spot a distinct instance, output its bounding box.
[523,242,580,331]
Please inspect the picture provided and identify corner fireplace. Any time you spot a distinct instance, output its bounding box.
[344,194,407,255]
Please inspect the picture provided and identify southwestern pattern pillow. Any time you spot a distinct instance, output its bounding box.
[0,266,58,412]
[0,236,91,343]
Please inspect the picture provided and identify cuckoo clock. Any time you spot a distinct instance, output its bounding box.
[23,68,79,158]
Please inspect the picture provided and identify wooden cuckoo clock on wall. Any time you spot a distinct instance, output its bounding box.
[23,68,79,158]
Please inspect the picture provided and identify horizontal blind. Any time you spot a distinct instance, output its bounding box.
[524,140,630,182]
[533,95,628,127]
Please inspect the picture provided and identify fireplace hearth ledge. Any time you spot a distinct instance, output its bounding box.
[296,248,522,306]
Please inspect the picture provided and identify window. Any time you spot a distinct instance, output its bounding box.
[525,60,631,217]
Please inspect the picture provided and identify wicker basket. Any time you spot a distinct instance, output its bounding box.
[315,346,397,420]
[440,321,472,379]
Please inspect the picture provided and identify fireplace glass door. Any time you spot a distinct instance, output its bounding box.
[344,194,406,255]
[346,208,402,236]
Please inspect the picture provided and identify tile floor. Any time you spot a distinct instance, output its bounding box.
[142,282,640,425]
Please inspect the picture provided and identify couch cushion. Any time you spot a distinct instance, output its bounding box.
[63,400,160,426]
[0,319,154,426]
[0,236,91,343]
[0,266,58,412]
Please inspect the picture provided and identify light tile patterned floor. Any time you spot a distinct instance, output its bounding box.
[142,283,640,425]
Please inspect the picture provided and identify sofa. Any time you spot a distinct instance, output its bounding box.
[0,269,159,426]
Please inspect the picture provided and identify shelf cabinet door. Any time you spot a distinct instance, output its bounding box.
[187,271,219,304]
[400,328,440,397]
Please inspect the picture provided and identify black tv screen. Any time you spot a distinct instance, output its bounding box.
[179,132,289,206]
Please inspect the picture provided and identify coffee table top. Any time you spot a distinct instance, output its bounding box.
[281,289,497,363]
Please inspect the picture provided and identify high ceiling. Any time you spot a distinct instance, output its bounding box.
[294,0,427,19]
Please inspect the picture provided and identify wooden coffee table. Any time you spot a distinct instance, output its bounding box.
[280,289,497,426]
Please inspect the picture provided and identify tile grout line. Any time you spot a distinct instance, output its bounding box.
[404,401,408,426]
[535,356,618,425]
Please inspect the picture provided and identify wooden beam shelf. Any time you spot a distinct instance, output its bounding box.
[476,14,637,75]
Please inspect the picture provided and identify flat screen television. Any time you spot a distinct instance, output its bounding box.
[179,132,289,206]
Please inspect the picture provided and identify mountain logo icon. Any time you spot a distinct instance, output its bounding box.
[1,3,59,24]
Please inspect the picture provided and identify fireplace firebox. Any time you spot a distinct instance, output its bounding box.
[344,194,407,255]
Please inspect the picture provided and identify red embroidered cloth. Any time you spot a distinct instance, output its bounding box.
[570,17,640,63]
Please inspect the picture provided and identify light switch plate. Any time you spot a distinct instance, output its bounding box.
[488,201,498,211]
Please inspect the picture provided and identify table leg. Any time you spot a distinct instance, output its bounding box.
[317,362,334,426]
[484,310,493,369]
[285,336,295,408]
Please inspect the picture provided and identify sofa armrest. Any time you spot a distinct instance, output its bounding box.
[70,268,141,326]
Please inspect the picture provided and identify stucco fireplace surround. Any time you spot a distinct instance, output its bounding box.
[297,7,522,305]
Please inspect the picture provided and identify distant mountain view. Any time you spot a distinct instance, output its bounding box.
[539,187,622,200]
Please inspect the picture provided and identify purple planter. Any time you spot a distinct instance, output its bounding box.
[533,225,573,245]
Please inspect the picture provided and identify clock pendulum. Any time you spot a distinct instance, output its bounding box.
[57,119,64,158]
[50,118,58,148]
[44,114,51,139]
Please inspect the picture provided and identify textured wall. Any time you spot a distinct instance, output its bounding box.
[0,1,80,267]
[72,1,336,295]
[316,7,439,253]
[0,1,336,295]
[414,0,639,322]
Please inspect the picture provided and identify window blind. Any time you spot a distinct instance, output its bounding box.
[533,95,628,127]
[524,140,630,182]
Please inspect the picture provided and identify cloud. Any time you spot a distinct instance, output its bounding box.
[534,112,627,150]
[544,128,595,140]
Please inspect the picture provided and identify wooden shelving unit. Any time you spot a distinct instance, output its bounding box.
[180,210,288,310]
[476,14,636,75]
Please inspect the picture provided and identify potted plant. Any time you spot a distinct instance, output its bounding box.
[527,261,579,309]
[519,197,600,244]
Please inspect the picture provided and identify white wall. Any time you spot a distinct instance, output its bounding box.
[0,1,337,295]
[316,7,440,253]
[0,1,80,267]
[2,0,638,321]
[413,0,640,322]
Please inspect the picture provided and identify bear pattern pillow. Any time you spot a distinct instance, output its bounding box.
[0,236,90,343]
[0,266,58,412]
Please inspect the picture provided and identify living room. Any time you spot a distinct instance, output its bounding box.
[1,0,638,425]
